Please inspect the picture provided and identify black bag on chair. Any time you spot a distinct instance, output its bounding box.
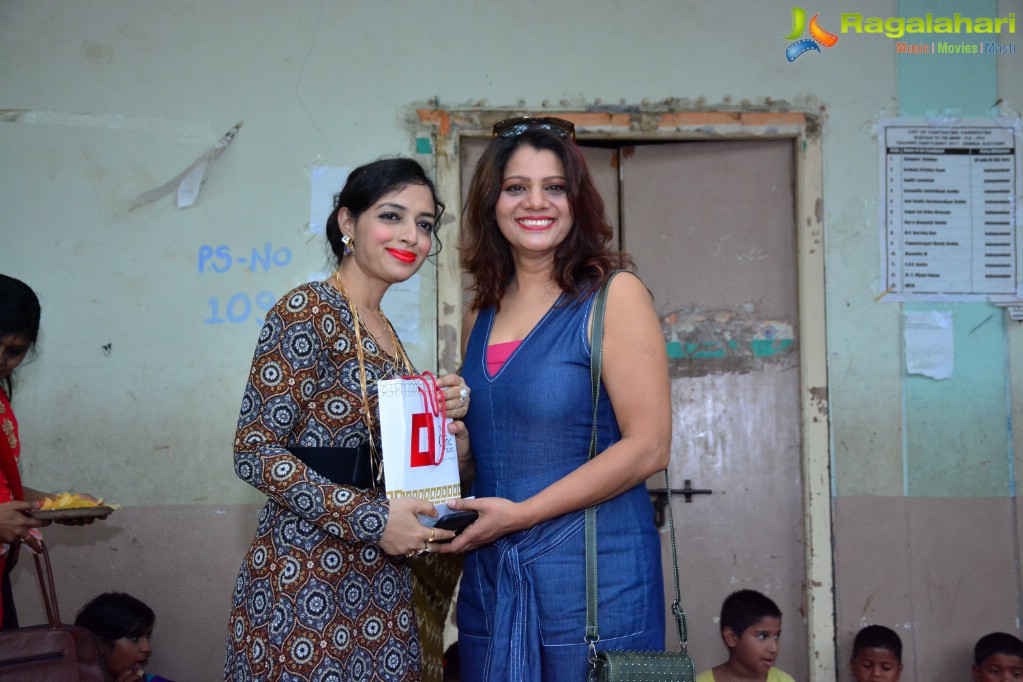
[585,276,696,682]
[0,542,109,681]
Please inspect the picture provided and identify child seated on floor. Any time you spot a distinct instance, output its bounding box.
[74,592,175,682]
[972,631,1023,682]
[850,624,902,681]
[696,589,796,682]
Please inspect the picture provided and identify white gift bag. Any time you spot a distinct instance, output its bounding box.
[378,372,460,504]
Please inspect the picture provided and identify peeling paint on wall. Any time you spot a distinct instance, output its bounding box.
[661,305,796,377]
[808,386,829,416]
[438,322,459,374]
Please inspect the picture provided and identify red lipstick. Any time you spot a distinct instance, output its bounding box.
[387,248,417,263]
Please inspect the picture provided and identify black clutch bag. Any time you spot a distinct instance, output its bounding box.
[290,443,374,489]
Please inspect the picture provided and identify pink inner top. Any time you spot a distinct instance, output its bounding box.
[486,340,522,376]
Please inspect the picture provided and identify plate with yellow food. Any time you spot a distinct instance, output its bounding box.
[28,492,118,520]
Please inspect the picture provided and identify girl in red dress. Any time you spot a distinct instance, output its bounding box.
[0,273,46,628]
[0,273,106,628]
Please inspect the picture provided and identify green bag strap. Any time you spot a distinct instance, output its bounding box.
[584,272,689,658]
[584,275,611,647]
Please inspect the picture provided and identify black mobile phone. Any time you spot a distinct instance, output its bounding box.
[432,510,479,543]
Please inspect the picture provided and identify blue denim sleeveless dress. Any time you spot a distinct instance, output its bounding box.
[457,290,665,681]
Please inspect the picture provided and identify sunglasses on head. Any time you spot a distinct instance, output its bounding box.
[491,116,576,140]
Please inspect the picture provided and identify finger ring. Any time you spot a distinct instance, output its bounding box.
[459,386,469,404]
[406,551,415,558]
[417,548,430,557]
[428,528,436,543]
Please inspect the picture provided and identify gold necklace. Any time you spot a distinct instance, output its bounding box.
[331,271,411,366]
[365,325,388,341]
[330,272,413,486]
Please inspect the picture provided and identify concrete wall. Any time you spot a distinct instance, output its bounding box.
[2,1,1020,679]
[830,2,1022,680]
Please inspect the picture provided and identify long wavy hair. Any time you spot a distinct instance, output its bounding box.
[460,128,633,311]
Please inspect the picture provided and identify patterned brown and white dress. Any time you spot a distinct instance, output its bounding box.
[224,281,421,682]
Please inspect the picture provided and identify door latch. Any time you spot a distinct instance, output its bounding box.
[648,480,713,528]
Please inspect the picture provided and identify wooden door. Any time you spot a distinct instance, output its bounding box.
[616,140,806,679]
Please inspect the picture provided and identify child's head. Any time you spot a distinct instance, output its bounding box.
[75,592,156,679]
[719,589,783,676]
[850,625,902,681]
[0,273,41,396]
[972,632,1023,682]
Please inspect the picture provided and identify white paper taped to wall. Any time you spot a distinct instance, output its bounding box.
[309,165,350,234]
[904,310,954,380]
[130,121,242,210]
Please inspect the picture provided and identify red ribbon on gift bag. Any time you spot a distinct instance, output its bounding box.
[403,371,447,468]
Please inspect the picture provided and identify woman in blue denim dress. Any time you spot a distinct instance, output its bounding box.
[438,118,672,681]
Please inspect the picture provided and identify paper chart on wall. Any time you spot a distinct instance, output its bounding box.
[879,118,1022,303]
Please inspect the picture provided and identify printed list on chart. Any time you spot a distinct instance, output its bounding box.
[882,121,1019,301]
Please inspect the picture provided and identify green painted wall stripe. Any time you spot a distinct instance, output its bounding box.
[897,0,1010,498]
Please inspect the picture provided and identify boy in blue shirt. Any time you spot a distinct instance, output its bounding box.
[75,592,175,682]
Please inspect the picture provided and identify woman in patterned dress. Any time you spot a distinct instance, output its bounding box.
[224,159,471,682]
